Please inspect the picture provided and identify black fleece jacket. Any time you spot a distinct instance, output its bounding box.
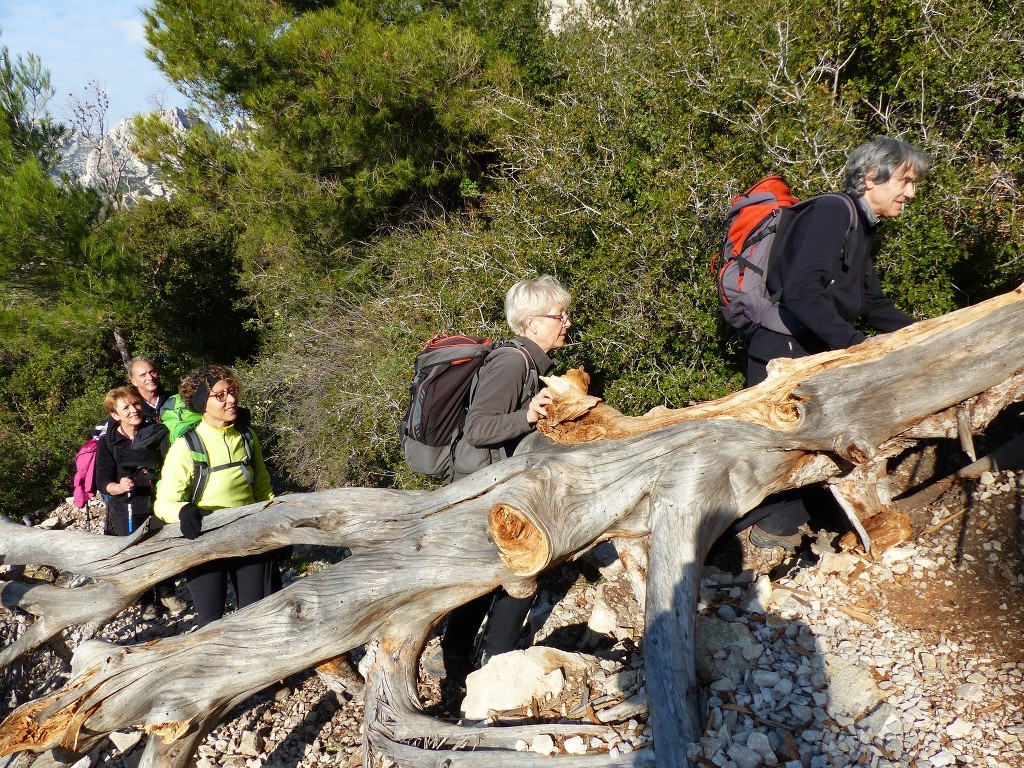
[748,193,913,363]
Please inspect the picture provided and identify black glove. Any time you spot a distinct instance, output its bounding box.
[178,503,203,540]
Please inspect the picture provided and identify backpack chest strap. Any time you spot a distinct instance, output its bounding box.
[182,428,255,505]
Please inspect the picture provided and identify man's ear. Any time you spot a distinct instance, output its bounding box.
[863,171,877,191]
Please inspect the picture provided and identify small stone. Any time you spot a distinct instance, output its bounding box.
[734,569,757,585]
[109,731,143,753]
[709,677,736,692]
[741,642,765,661]
[587,597,619,635]
[529,735,555,755]
[857,703,903,739]
[563,735,587,754]
[238,731,263,757]
[955,682,985,702]
[752,669,781,688]
[816,552,859,574]
[746,730,774,760]
[727,742,762,768]
[822,654,883,719]
[881,547,916,564]
[945,718,973,739]
[741,575,773,614]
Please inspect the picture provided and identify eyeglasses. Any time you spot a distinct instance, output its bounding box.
[209,386,240,402]
[539,313,570,325]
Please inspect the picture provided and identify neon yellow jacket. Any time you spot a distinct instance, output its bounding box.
[155,419,273,523]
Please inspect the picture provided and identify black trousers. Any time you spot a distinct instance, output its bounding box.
[186,554,278,628]
[441,588,535,664]
[734,352,835,536]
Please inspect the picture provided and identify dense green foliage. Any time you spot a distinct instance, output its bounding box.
[0,45,67,173]
[0,35,257,517]
[3,0,1024,515]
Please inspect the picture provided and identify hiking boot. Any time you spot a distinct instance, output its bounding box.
[748,525,803,553]
[421,645,448,679]
[141,603,160,622]
[422,645,474,681]
[159,594,188,616]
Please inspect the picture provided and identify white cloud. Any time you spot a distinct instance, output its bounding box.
[111,17,148,46]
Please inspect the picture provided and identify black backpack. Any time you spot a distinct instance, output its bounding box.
[400,334,536,479]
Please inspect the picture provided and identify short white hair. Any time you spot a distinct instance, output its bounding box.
[505,275,572,335]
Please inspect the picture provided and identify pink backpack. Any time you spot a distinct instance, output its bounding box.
[72,435,101,509]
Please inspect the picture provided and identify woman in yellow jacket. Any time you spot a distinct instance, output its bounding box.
[155,365,275,628]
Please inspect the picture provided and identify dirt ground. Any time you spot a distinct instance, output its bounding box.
[881,426,1024,670]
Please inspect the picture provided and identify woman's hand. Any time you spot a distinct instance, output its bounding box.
[178,503,203,539]
[526,388,554,424]
[110,477,135,495]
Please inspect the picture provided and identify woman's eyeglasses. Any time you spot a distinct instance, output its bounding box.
[209,387,240,402]
[539,313,570,325]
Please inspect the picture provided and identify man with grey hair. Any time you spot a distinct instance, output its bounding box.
[737,136,931,550]
[128,356,173,423]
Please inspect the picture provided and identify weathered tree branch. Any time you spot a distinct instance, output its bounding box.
[1,286,1023,767]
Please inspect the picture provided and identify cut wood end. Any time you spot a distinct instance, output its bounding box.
[489,504,549,576]
[838,510,912,555]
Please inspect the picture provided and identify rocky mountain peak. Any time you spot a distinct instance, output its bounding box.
[54,107,196,206]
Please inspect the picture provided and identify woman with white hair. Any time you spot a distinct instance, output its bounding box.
[451,275,572,478]
[441,274,572,682]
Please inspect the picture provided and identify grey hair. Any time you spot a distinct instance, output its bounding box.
[127,355,156,377]
[505,275,572,335]
[843,137,931,195]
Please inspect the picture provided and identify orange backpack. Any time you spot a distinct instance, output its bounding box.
[712,175,857,336]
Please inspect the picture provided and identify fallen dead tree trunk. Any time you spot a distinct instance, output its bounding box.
[1,286,1023,768]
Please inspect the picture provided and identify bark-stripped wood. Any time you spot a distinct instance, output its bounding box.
[1,286,1024,767]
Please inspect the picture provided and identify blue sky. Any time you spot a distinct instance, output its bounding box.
[0,0,186,125]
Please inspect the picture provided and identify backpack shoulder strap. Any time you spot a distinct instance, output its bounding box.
[836,193,860,269]
[181,426,256,505]
[181,428,209,505]
[235,426,256,486]
[506,338,540,403]
[236,425,255,463]
[466,339,540,412]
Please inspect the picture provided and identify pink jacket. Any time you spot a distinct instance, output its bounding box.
[72,438,99,509]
